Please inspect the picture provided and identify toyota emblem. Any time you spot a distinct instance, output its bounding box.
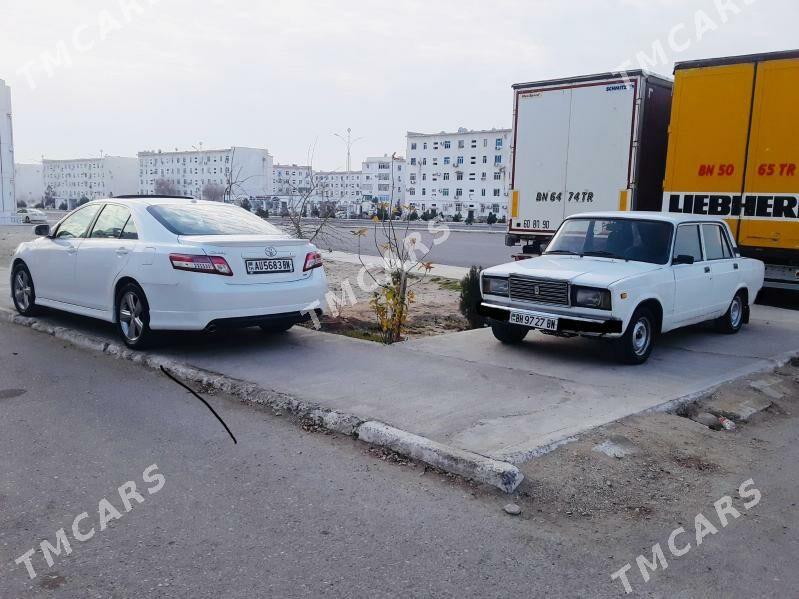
[534,285,540,295]
[265,247,277,257]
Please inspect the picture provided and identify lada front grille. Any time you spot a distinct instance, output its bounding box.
[508,275,569,306]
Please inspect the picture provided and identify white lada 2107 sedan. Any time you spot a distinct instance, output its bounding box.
[10,197,328,348]
[479,212,764,364]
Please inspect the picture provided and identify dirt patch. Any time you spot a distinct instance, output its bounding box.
[515,361,799,528]
[306,259,469,341]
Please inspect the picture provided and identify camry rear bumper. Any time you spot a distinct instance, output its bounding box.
[478,302,623,336]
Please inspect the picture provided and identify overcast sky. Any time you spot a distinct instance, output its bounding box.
[1,0,792,169]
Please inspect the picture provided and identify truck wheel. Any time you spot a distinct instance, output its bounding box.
[615,307,655,365]
[716,291,745,334]
[490,320,528,344]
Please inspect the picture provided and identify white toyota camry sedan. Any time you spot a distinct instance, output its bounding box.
[10,196,328,348]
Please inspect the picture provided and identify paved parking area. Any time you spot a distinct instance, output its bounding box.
[2,259,797,463]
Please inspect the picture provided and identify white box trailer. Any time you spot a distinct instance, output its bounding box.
[507,71,673,252]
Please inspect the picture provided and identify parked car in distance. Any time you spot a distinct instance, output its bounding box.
[479,212,765,364]
[10,197,328,348]
[17,207,47,223]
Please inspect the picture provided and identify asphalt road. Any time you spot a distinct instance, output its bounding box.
[311,224,515,268]
[1,320,799,597]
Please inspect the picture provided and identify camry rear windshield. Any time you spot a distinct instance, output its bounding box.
[545,218,674,265]
[148,204,283,236]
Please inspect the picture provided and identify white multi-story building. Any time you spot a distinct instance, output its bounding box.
[361,156,405,210]
[138,147,273,203]
[43,156,138,207]
[0,79,15,215]
[312,170,362,216]
[273,164,312,196]
[405,127,512,220]
[14,163,44,206]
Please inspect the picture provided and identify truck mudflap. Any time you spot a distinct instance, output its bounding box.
[478,302,623,335]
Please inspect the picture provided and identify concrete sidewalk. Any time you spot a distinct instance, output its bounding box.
[3,266,798,467]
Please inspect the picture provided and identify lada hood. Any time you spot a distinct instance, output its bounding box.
[483,255,664,287]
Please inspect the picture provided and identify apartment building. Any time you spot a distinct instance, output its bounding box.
[405,127,511,219]
[138,147,273,201]
[312,170,362,215]
[361,156,405,207]
[273,164,312,196]
[43,156,138,206]
[14,163,44,206]
[0,79,15,215]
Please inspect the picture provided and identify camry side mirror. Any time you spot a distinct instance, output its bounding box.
[33,224,51,237]
[672,254,695,265]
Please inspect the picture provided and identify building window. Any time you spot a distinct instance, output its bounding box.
[442,189,449,197]
[411,142,417,150]
[456,172,463,181]
[494,188,501,197]
[494,172,501,180]
[455,188,463,197]
[443,173,450,181]
[482,156,488,164]
[457,156,464,165]
[443,156,450,165]
[494,155,502,164]
[443,141,451,149]
[410,158,417,165]
[481,189,486,197]
[458,140,465,149]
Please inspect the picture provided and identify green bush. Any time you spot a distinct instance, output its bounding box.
[452,212,462,222]
[459,265,485,329]
[486,212,497,225]
[409,210,419,221]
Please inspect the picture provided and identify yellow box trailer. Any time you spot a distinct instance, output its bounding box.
[663,50,799,291]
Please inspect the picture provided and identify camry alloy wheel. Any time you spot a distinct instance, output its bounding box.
[119,291,145,342]
[13,270,32,311]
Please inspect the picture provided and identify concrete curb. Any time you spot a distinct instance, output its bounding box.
[357,422,522,493]
[0,310,523,493]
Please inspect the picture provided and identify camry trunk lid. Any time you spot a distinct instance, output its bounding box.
[178,235,313,283]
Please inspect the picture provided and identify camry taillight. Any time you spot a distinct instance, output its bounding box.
[169,253,233,276]
[303,251,323,272]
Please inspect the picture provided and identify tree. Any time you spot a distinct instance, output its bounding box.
[58,201,68,211]
[486,212,497,225]
[408,210,419,221]
[16,200,26,208]
[465,213,475,225]
[202,182,225,202]
[452,212,463,222]
[498,215,507,224]
[77,196,90,206]
[255,206,269,219]
[353,153,435,345]
[459,266,486,329]
[280,142,341,246]
[239,198,252,212]
[420,210,431,221]
[154,178,179,196]
[44,185,56,208]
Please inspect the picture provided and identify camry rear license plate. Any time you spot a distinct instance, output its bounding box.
[245,258,294,274]
[509,310,558,331]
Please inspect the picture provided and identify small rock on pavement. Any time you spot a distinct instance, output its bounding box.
[504,503,522,516]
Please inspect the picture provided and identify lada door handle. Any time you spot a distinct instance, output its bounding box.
[704,266,711,273]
